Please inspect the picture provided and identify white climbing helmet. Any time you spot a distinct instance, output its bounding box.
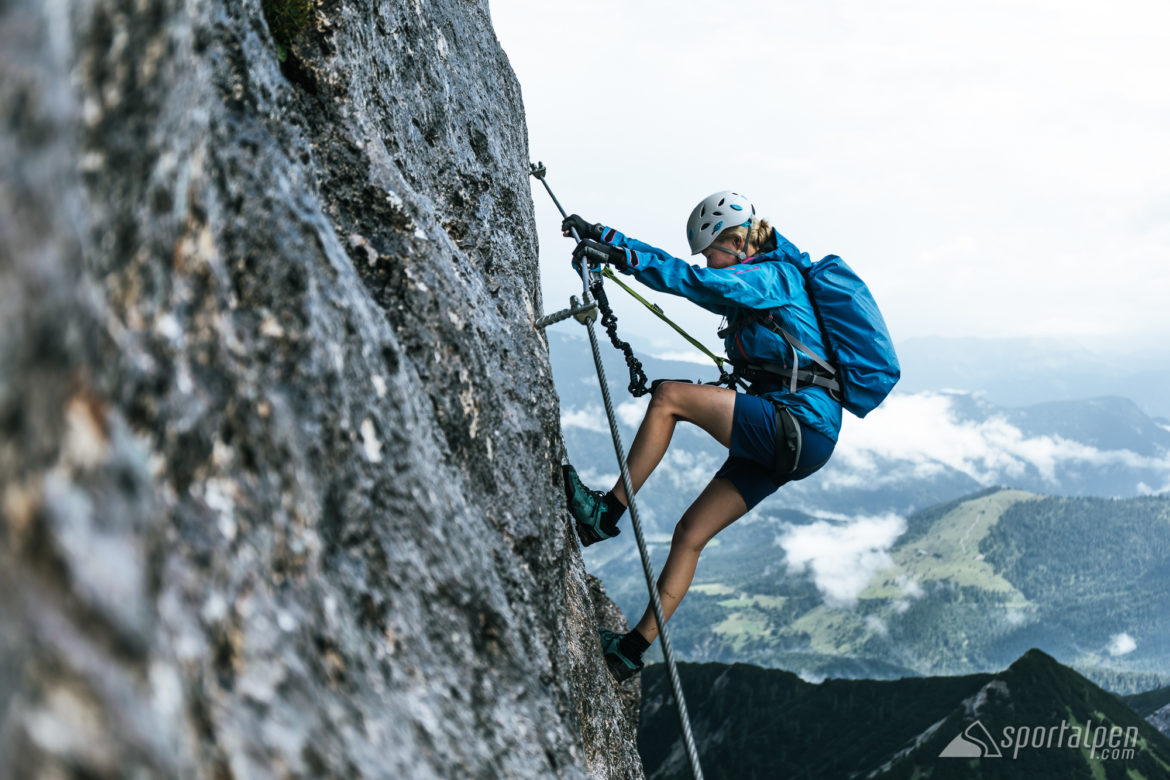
[685,191,756,255]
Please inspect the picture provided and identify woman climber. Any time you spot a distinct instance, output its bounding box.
[561,191,843,682]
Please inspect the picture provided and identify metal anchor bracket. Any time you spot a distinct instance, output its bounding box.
[535,294,597,330]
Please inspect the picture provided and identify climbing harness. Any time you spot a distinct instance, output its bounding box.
[718,311,843,399]
[530,161,706,780]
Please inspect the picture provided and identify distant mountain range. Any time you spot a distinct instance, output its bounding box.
[549,331,1170,524]
[895,336,1170,420]
[595,489,1170,694]
[639,650,1170,779]
[548,328,1170,692]
[548,329,1170,414]
[1124,686,1170,738]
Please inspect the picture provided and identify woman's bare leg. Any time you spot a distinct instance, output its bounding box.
[633,477,748,643]
[610,381,737,505]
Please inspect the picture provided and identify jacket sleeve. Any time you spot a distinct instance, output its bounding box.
[599,226,804,313]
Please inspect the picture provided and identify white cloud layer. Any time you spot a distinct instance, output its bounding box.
[821,392,1170,489]
[616,397,650,430]
[560,406,607,434]
[562,397,650,434]
[776,513,907,607]
[652,351,716,366]
[653,448,720,496]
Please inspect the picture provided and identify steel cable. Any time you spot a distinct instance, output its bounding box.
[530,162,705,780]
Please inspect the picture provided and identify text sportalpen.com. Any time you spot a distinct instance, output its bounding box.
[1000,720,1140,760]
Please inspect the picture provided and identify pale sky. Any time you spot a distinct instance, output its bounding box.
[490,0,1170,355]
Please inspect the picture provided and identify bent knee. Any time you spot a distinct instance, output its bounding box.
[649,380,691,415]
[671,520,710,554]
[649,380,681,405]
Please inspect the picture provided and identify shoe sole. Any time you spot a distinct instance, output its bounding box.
[605,655,642,682]
[576,521,604,547]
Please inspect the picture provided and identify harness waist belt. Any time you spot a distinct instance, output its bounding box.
[733,361,842,397]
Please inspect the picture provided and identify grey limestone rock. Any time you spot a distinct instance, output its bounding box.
[0,0,642,776]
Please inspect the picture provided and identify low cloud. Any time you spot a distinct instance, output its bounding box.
[797,670,826,684]
[560,406,607,434]
[616,397,650,430]
[1138,478,1170,497]
[898,576,925,599]
[562,398,650,433]
[820,392,1170,489]
[776,514,907,607]
[1108,632,1137,657]
[653,350,716,366]
[654,449,720,495]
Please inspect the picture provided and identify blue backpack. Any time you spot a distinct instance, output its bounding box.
[800,255,900,417]
[732,253,900,418]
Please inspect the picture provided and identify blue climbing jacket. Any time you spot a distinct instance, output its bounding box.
[597,226,843,443]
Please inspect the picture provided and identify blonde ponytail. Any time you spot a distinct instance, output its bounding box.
[716,217,772,256]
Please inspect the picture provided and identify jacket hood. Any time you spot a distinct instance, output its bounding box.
[749,227,812,272]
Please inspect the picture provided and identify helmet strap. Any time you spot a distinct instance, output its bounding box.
[708,241,747,261]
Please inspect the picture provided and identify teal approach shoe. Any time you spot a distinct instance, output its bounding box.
[598,629,643,682]
[562,464,620,547]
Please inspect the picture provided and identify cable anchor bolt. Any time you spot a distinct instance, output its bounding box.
[534,295,597,330]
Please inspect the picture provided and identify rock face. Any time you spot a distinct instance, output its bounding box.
[0,0,642,777]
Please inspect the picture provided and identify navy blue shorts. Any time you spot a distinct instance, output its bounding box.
[714,394,835,510]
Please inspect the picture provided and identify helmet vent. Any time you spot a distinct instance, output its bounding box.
[686,190,756,255]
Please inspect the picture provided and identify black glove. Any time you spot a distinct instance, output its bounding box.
[572,239,629,272]
[561,214,604,242]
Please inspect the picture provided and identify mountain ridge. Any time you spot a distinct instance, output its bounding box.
[640,649,1170,779]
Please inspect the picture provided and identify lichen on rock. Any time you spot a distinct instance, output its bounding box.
[0,0,642,776]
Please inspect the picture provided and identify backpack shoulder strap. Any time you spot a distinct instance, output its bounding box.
[771,322,835,377]
[717,308,769,339]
